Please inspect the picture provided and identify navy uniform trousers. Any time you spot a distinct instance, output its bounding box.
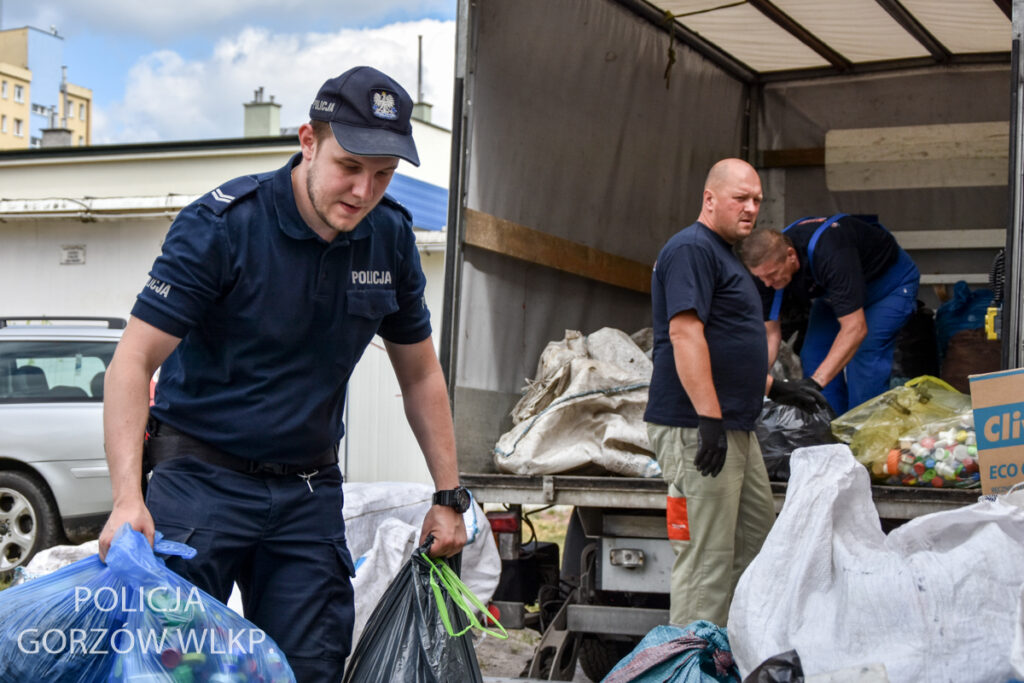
[146,447,356,683]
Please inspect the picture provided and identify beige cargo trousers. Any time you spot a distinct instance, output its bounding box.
[647,423,775,627]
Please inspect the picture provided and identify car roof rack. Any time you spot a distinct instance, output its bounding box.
[0,317,128,330]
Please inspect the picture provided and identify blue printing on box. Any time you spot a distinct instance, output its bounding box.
[975,400,1024,450]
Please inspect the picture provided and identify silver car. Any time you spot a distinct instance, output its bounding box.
[0,317,122,571]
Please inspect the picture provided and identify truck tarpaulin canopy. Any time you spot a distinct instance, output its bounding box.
[445,0,1015,469]
[646,0,1008,81]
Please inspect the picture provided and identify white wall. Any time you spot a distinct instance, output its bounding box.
[0,147,295,200]
[403,120,451,187]
[0,218,167,318]
[0,119,447,199]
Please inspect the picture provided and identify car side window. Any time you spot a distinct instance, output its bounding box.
[0,341,115,402]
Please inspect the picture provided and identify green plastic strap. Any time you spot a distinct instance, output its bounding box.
[421,552,509,640]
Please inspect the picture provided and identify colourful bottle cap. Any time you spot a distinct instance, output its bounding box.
[887,449,900,475]
[182,651,207,666]
[161,649,183,669]
[172,665,196,683]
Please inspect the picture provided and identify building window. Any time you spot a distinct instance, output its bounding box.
[31,103,48,115]
[78,135,84,146]
[14,118,24,136]
[79,103,86,121]
[1,81,7,98]
[1,115,6,133]
[14,84,24,103]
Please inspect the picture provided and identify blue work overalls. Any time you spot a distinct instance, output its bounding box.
[776,214,920,415]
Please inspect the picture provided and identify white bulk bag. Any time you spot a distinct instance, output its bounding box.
[493,327,659,477]
[729,444,1024,682]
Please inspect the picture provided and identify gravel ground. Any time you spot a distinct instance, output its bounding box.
[474,628,592,681]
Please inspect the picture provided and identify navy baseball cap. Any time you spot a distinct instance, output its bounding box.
[309,66,420,166]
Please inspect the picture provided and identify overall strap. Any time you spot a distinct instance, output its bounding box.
[806,212,848,281]
[768,213,848,320]
[769,287,785,321]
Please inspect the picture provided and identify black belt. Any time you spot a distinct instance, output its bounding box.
[146,419,338,477]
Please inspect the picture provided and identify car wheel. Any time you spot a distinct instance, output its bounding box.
[0,471,62,571]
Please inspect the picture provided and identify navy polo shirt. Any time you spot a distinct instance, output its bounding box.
[757,215,900,320]
[132,153,431,463]
[644,222,768,431]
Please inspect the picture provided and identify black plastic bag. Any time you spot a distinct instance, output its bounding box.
[743,649,803,682]
[342,540,484,683]
[755,400,836,481]
[890,299,939,383]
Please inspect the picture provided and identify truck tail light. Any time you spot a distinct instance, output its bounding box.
[487,511,522,561]
[487,511,520,533]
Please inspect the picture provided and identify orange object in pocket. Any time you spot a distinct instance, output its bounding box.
[666,496,690,541]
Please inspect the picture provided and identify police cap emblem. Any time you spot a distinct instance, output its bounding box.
[372,91,398,120]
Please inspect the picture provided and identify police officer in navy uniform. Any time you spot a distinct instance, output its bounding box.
[736,214,920,415]
[98,66,468,681]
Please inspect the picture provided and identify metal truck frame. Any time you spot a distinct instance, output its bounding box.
[439,1,1021,679]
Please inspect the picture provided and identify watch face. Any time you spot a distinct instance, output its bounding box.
[454,486,471,513]
[436,487,471,512]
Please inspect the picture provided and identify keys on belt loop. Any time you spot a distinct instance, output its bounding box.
[297,469,319,493]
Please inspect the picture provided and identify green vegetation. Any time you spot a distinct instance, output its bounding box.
[523,505,571,560]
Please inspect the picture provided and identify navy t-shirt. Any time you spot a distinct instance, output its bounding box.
[758,215,900,320]
[132,153,431,463]
[644,222,768,431]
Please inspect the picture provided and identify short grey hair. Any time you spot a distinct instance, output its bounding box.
[735,229,792,268]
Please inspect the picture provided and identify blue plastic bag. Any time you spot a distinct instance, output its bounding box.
[603,621,741,683]
[0,523,295,682]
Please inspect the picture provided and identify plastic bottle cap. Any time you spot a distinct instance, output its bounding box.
[161,649,183,668]
[887,449,900,475]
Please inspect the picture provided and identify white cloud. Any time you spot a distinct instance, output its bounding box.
[94,20,455,143]
[5,1,455,43]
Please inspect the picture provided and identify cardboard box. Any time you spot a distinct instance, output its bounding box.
[970,367,1024,495]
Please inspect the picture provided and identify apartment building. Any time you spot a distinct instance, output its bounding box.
[0,26,92,150]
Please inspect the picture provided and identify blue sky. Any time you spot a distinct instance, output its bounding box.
[1,1,456,143]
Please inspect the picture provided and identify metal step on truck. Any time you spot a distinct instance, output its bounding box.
[437,0,1022,679]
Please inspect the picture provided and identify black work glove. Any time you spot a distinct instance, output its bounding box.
[768,377,830,412]
[694,416,728,477]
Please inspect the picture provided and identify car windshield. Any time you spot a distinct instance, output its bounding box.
[0,340,116,403]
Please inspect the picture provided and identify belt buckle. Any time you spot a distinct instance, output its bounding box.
[247,461,289,476]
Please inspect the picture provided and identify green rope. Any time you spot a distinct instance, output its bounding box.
[420,552,509,640]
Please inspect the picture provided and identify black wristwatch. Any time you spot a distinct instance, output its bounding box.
[433,486,471,513]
